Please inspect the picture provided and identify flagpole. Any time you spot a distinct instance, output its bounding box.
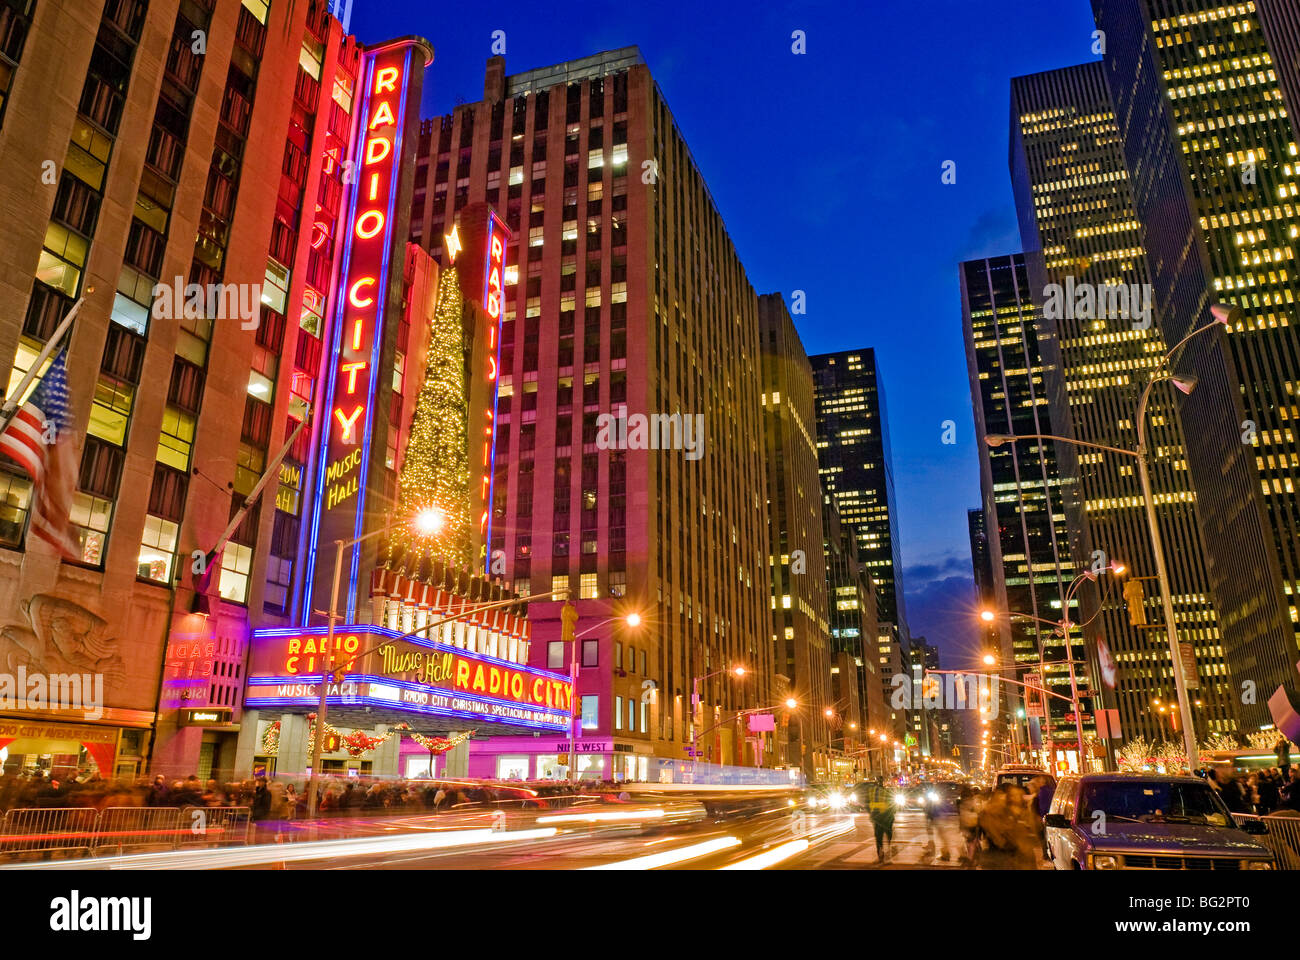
[203,408,313,567]
[0,289,91,429]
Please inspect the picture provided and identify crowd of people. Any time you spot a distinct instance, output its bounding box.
[956,780,1050,870]
[0,770,626,820]
[1206,765,1300,815]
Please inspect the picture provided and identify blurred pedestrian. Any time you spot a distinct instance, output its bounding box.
[957,784,984,867]
[863,778,896,861]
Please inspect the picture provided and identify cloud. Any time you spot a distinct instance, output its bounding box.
[904,554,971,586]
[903,574,981,667]
[959,206,1022,261]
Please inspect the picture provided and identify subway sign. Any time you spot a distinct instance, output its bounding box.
[302,38,430,624]
[247,625,573,732]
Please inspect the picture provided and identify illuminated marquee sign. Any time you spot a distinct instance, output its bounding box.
[480,211,509,547]
[247,625,573,733]
[303,39,425,623]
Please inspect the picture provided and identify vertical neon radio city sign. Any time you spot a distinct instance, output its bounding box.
[302,38,430,624]
[480,211,509,561]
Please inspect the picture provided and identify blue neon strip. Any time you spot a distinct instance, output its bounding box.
[242,694,569,732]
[250,623,570,684]
[347,46,413,621]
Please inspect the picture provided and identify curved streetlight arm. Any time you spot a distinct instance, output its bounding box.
[1163,318,1225,369]
[987,431,1137,460]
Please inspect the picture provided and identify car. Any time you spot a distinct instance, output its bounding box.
[801,783,855,812]
[994,764,1056,794]
[1043,773,1275,870]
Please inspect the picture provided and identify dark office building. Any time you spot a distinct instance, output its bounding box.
[810,350,907,635]
[759,292,831,776]
[968,508,995,609]
[962,254,1095,766]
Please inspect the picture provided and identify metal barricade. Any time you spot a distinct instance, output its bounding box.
[1261,813,1300,870]
[179,806,252,847]
[92,806,184,856]
[0,807,98,858]
[1235,812,1300,869]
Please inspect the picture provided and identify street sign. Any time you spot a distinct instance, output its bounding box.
[1024,673,1045,717]
[1179,642,1200,690]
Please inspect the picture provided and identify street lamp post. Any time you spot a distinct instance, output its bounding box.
[690,665,746,770]
[564,611,641,783]
[982,563,1122,772]
[984,303,1236,774]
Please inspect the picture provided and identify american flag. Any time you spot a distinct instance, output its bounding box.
[0,347,79,559]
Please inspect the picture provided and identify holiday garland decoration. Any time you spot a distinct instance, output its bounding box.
[262,720,281,755]
[306,713,396,758]
[389,263,474,570]
[401,727,475,755]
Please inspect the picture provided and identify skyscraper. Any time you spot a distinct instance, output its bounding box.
[810,350,907,634]
[1084,0,1300,726]
[811,349,909,752]
[1009,61,1242,742]
[962,254,1094,766]
[968,507,995,611]
[759,292,830,776]
[407,49,775,776]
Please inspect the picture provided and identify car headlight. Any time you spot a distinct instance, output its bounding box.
[894,793,907,806]
[927,791,939,803]
[849,793,859,805]
[829,793,846,810]
[1246,860,1274,870]
[1091,854,1119,870]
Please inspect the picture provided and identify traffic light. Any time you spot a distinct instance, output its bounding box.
[560,601,578,645]
[1123,579,1147,626]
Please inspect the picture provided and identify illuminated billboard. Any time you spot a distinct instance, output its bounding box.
[301,38,431,624]
[479,211,509,551]
[246,625,573,732]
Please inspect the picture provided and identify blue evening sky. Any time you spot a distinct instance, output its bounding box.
[351,0,1100,660]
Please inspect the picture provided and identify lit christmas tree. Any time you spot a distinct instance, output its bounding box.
[391,263,474,569]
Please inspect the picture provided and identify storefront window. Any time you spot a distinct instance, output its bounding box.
[405,756,436,778]
[496,755,529,780]
[535,754,561,779]
[576,754,603,779]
